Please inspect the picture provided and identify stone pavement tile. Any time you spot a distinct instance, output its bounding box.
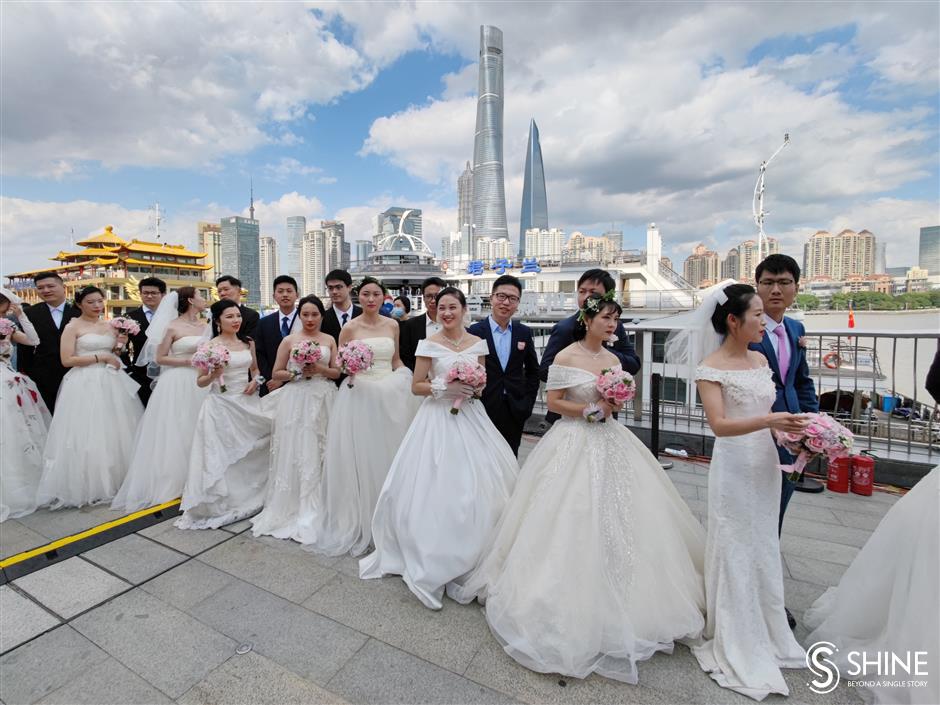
[784,555,846,588]
[329,554,363,579]
[672,482,699,501]
[328,638,513,705]
[829,509,885,531]
[0,587,60,655]
[71,589,236,699]
[34,657,172,704]
[199,533,335,603]
[14,508,105,541]
[138,519,232,556]
[637,643,759,705]
[665,469,709,487]
[0,521,48,558]
[681,498,707,515]
[463,637,670,704]
[82,534,186,585]
[781,668,864,705]
[781,535,859,567]
[139,559,234,612]
[781,517,874,548]
[0,626,108,705]
[178,652,349,705]
[220,519,252,534]
[189,579,366,685]
[796,491,895,517]
[12,558,129,620]
[783,503,841,525]
[303,571,491,673]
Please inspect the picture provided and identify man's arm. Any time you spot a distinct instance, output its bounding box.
[612,322,641,375]
[399,319,415,372]
[539,319,569,383]
[522,326,540,409]
[254,316,271,380]
[793,323,819,412]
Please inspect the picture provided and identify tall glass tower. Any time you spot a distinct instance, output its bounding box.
[220,215,261,307]
[472,25,508,246]
[286,216,306,288]
[519,119,548,256]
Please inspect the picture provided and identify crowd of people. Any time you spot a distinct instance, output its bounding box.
[0,255,935,703]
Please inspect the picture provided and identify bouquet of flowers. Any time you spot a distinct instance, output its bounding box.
[445,360,487,415]
[775,412,854,481]
[337,340,374,387]
[191,341,231,392]
[582,368,636,422]
[0,318,15,340]
[289,339,324,375]
[109,317,141,352]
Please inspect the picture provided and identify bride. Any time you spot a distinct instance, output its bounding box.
[360,287,518,609]
[452,294,706,684]
[307,277,420,557]
[112,286,210,512]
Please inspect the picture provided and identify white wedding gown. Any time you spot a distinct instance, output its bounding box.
[37,332,144,509]
[251,346,336,542]
[308,336,421,557]
[176,348,271,530]
[0,340,50,521]
[112,336,209,513]
[691,365,805,700]
[804,467,939,705]
[451,364,706,684]
[360,339,519,609]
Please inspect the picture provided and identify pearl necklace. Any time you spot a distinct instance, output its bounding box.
[442,332,465,348]
[577,341,603,359]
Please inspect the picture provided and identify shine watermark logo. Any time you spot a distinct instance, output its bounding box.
[806,642,931,695]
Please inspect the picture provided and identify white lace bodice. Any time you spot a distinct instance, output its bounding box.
[417,339,489,378]
[77,332,119,356]
[358,337,394,378]
[694,365,776,419]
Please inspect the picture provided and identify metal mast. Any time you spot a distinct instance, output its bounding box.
[753,133,790,259]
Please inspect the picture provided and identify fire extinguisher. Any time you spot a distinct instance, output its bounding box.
[826,456,852,493]
[851,452,876,496]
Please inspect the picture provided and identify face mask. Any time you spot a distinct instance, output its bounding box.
[391,307,405,319]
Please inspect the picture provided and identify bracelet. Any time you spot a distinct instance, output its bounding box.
[582,402,602,423]
[254,376,266,386]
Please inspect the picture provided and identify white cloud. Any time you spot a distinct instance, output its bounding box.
[263,157,326,183]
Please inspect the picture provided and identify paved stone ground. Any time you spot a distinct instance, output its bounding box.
[0,439,900,705]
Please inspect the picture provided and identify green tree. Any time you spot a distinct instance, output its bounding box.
[795,293,820,310]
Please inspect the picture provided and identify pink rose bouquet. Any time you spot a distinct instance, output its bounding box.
[596,368,635,405]
[289,339,324,373]
[109,316,141,353]
[191,341,231,392]
[776,412,854,482]
[0,319,15,340]
[337,340,374,387]
[445,360,487,415]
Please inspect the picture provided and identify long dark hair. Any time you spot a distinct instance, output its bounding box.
[177,286,197,314]
[710,284,757,335]
[211,299,251,343]
[574,294,623,341]
[75,285,104,305]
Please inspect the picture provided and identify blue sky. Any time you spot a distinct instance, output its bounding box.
[2,2,937,276]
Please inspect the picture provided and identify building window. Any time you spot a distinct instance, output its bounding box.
[662,377,687,403]
[652,331,669,363]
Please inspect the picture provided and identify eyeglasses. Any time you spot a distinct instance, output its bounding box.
[423,293,438,302]
[492,292,520,304]
[758,279,795,288]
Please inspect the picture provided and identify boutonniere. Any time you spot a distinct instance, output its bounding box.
[604,334,619,347]
[797,336,807,349]
[517,341,526,351]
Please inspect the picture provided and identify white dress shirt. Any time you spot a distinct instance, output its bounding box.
[334,304,354,328]
[47,302,65,329]
[425,313,442,337]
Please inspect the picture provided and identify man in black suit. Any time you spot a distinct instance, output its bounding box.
[540,268,641,425]
[320,269,361,344]
[399,276,445,371]
[213,275,260,340]
[122,276,165,406]
[254,275,299,396]
[17,272,80,413]
[467,275,540,456]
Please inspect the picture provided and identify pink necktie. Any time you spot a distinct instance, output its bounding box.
[774,325,790,382]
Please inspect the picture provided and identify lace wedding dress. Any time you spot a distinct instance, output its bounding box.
[112,335,209,512]
[451,364,706,684]
[691,365,805,700]
[360,339,519,609]
[251,345,336,542]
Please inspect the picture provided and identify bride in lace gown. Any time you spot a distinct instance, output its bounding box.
[452,295,706,684]
[360,288,518,609]
[37,286,144,509]
[112,288,210,512]
[308,277,421,557]
[684,283,810,700]
[251,295,339,542]
[176,299,271,530]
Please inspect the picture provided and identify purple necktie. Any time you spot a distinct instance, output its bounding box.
[774,325,790,382]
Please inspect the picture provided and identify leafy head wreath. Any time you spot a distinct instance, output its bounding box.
[576,289,616,323]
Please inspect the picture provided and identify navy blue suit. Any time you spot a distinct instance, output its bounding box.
[254,310,297,397]
[467,318,541,456]
[750,316,818,533]
[539,314,641,424]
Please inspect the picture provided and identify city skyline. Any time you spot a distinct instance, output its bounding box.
[519,119,549,257]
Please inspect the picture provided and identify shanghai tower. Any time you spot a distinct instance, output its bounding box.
[519,118,548,256]
[472,25,508,247]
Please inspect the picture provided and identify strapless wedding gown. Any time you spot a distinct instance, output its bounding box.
[452,365,706,684]
[111,336,209,513]
[0,340,50,521]
[176,348,272,530]
[307,336,421,557]
[251,345,336,542]
[691,365,805,700]
[37,332,143,509]
[360,339,519,609]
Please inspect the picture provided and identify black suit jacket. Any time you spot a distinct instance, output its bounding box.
[399,314,434,372]
[122,307,152,405]
[211,304,259,340]
[17,301,81,413]
[254,309,298,395]
[321,305,362,345]
[467,318,541,425]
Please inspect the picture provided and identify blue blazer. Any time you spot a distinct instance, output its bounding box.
[467,318,540,423]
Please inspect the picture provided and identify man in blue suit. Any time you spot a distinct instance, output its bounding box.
[254,275,299,396]
[540,268,641,425]
[468,275,540,456]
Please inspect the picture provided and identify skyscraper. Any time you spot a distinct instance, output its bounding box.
[519,119,548,256]
[683,244,721,288]
[472,25,508,245]
[374,208,423,247]
[355,240,374,265]
[322,220,346,271]
[259,236,278,308]
[220,215,261,307]
[286,216,306,286]
[302,229,328,297]
[457,161,473,231]
[803,229,875,280]
[197,221,222,282]
[919,225,939,274]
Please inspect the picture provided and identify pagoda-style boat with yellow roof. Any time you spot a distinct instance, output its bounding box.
[5,226,216,317]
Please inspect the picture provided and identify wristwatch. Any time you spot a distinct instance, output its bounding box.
[254,375,266,386]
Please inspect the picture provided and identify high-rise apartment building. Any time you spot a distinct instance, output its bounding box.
[355,240,373,266]
[803,229,875,280]
[720,247,740,280]
[220,215,261,307]
[565,232,618,262]
[524,228,564,259]
[259,236,278,308]
[919,225,939,274]
[457,161,473,231]
[683,244,721,288]
[197,221,223,282]
[519,119,548,256]
[603,230,623,252]
[302,229,328,298]
[874,242,887,274]
[738,237,779,281]
[286,216,306,286]
[471,26,508,242]
[322,220,346,272]
[476,237,513,262]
